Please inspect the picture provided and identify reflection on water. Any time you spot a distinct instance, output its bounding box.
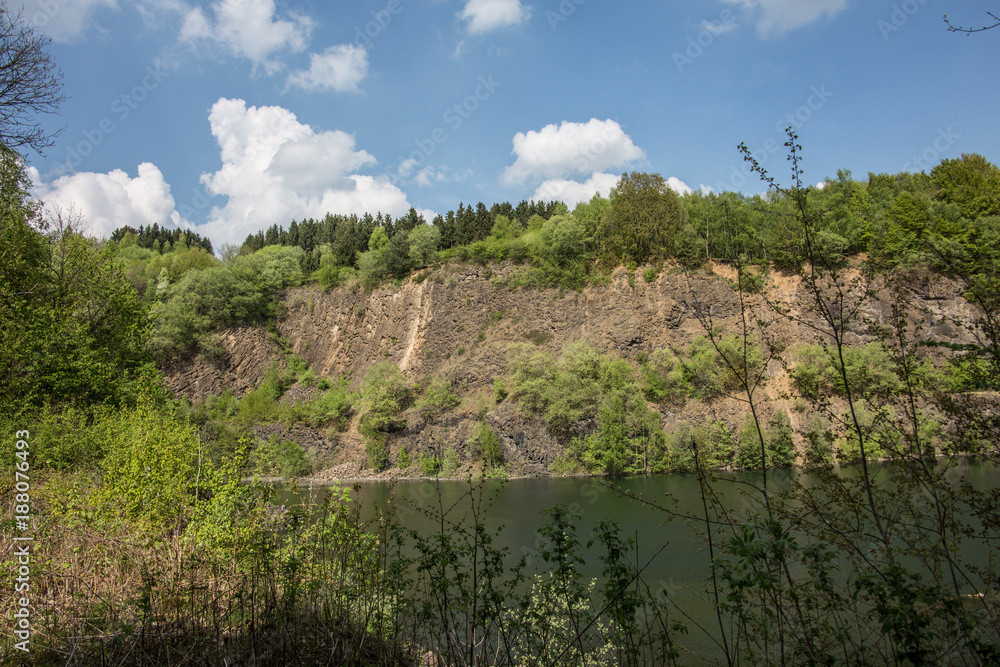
[271,460,998,663]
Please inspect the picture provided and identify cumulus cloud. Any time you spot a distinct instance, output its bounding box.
[13,0,118,43]
[722,0,847,36]
[502,119,645,186]
[459,0,531,34]
[180,0,314,74]
[29,162,180,238]
[286,44,368,93]
[195,97,411,246]
[531,172,620,208]
[666,176,693,196]
[532,173,697,207]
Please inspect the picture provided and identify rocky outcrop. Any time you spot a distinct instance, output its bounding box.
[160,262,983,477]
[161,326,287,398]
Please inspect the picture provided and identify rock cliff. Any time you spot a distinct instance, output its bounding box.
[162,262,980,478]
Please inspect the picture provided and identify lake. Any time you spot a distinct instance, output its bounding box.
[273,460,999,664]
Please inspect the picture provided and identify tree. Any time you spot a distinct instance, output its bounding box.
[0,4,64,154]
[931,153,1000,219]
[600,171,685,264]
[944,10,1000,34]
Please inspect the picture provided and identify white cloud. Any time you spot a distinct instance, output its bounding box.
[286,44,368,93]
[29,99,418,248]
[195,98,411,246]
[13,0,118,43]
[532,173,696,207]
[701,17,737,35]
[28,162,180,237]
[666,176,693,196]
[459,0,531,34]
[531,172,620,208]
[502,118,645,186]
[722,0,847,36]
[180,0,314,74]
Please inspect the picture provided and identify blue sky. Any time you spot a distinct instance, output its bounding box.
[14,0,1000,249]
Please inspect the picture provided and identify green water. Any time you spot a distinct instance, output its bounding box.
[272,460,999,663]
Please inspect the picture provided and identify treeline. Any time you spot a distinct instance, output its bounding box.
[214,153,1000,294]
[98,153,1000,370]
[236,200,562,274]
[110,222,214,255]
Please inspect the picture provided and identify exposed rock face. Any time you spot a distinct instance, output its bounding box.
[161,326,287,398]
[160,263,982,477]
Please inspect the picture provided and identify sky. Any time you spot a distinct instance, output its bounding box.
[11,0,1000,250]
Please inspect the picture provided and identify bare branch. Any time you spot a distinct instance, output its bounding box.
[0,4,65,155]
[944,11,1000,34]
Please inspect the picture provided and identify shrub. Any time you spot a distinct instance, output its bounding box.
[95,397,200,534]
[307,384,354,430]
[253,436,312,478]
[418,452,440,476]
[416,376,461,416]
[397,445,411,469]
[471,420,503,469]
[641,348,688,405]
[359,362,410,471]
[441,447,461,476]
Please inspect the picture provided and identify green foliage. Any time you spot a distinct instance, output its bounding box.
[471,420,503,469]
[305,381,354,430]
[767,409,795,467]
[95,397,200,534]
[0,204,154,409]
[416,375,461,416]
[21,405,108,470]
[792,342,903,400]
[418,451,441,476]
[492,377,508,403]
[359,362,410,470]
[510,341,665,474]
[252,436,312,478]
[601,171,686,264]
[931,152,1000,220]
[683,334,761,401]
[186,442,271,563]
[236,364,290,424]
[396,445,411,469]
[147,246,304,361]
[641,347,688,405]
[408,223,441,267]
[737,410,795,470]
[441,446,461,476]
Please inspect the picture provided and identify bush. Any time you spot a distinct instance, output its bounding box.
[418,452,441,476]
[95,397,200,534]
[307,382,354,430]
[253,436,312,478]
[359,362,410,471]
[441,446,461,475]
[397,445,411,469]
[471,420,503,469]
[641,348,688,405]
[416,376,461,416]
